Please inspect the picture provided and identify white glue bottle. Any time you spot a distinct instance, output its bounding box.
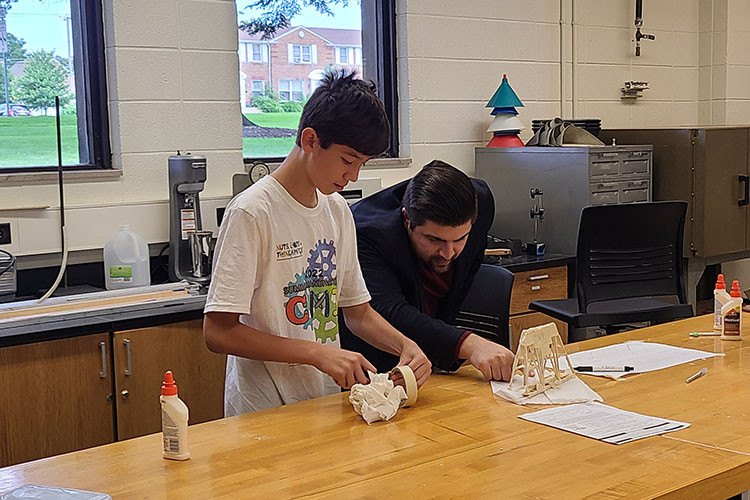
[160,371,190,460]
[721,280,743,341]
[713,273,730,331]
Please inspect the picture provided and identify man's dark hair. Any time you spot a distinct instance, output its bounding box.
[402,160,478,228]
[296,69,390,156]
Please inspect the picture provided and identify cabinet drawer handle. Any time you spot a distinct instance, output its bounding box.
[99,341,107,379]
[123,338,132,376]
[528,274,549,281]
[531,285,542,291]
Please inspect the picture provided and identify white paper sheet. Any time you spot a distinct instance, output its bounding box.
[565,341,723,379]
[519,402,690,444]
[491,375,602,405]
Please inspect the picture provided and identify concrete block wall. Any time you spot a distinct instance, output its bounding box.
[1,0,746,259]
[396,0,703,183]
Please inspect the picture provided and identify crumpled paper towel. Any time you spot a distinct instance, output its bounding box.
[349,372,407,424]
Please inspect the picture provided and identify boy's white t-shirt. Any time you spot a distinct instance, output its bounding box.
[204,175,371,416]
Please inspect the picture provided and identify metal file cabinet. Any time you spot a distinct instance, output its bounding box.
[475,145,653,255]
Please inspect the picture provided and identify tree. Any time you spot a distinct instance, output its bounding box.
[5,33,28,63]
[0,72,17,101]
[16,49,72,114]
[239,0,353,39]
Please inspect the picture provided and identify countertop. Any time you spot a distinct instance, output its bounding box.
[0,283,206,347]
[492,252,573,273]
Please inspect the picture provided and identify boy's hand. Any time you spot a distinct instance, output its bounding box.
[394,340,431,388]
[314,346,377,389]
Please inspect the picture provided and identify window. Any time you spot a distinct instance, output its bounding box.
[251,44,263,62]
[278,79,304,102]
[336,46,349,64]
[335,47,363,65]
[251,80,265,99]
[237,1,398,160]
[291,44,311,64]
[0,0,110,171]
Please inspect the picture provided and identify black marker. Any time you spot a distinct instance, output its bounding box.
[574,365,634,372]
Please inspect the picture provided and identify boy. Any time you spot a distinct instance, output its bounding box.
[203,70,431,416]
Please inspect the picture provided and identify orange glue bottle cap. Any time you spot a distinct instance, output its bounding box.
[715,273,726,290]
[162,370,178,396]
[730,280,741,298]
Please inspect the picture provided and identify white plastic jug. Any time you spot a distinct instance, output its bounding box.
[103,224,151,290]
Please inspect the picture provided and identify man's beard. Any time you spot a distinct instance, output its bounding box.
[428,256,454,273]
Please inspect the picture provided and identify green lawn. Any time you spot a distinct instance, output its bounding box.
[0,113,301,166]
[242,137,296,158]
[243,112,300,158]
[0,116,81,167]
[244,112,300,129]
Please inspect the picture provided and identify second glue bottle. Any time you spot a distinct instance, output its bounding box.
[161,371,190,460]
[721,280,743,341]
[713,274,730,331]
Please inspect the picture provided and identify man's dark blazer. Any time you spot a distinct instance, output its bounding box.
[339,177,495,372]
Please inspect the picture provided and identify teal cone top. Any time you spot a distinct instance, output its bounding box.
[486,74,524,108]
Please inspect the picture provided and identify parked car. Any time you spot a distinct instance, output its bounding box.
[0,104,32,116]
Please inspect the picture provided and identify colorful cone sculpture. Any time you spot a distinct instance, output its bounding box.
[486,74,524,147]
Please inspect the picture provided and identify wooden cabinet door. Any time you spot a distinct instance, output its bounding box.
[696,128,749,256]
[0,334,115,467]
[113,319,226,440]
[509,266,568,315]
[509,312,568,352]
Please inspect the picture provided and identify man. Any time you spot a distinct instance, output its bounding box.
[340,160,515,381]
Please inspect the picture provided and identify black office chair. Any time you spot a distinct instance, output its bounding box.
[454,264,514,348]
[529,201,693,341]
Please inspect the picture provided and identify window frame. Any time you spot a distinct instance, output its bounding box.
[243,0,398,164]
[336,46,349,64]
[278,79,304,102]
[0,0,111,173]
[250,43,263,62]
[291,44,311,64]
[250,79,265,98]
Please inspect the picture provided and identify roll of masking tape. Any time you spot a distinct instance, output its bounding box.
[391,365,418,407]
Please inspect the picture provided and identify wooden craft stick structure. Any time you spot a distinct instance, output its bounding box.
[508,323,575,397]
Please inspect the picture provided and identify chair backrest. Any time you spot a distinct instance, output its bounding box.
[576,201,688,311]
[454,264,514,348]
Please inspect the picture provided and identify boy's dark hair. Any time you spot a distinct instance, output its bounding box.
[402,160,478,229]
[296,69,390,156]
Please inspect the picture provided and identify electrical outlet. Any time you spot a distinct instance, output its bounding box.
[0,223,10,245]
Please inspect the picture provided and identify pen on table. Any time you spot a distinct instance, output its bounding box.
[689,331,721,337]
[574,365,634,372]
[686,367,708,383]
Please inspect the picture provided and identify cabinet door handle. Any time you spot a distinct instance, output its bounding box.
[739,175,749,207]
[529,274,549,281]
[123,338,132,376]
[99,341,107,379]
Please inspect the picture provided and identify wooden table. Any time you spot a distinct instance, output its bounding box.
[1,315,749,499]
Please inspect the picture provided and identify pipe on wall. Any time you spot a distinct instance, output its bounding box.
[559,0,565,117]
[571,0,578,118]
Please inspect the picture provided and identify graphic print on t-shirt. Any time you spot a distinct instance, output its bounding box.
[283,239,339,343]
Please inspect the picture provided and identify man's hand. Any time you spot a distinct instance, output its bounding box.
[459,333,515,381]
[313,346,377,389]
[393,339,432,387]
